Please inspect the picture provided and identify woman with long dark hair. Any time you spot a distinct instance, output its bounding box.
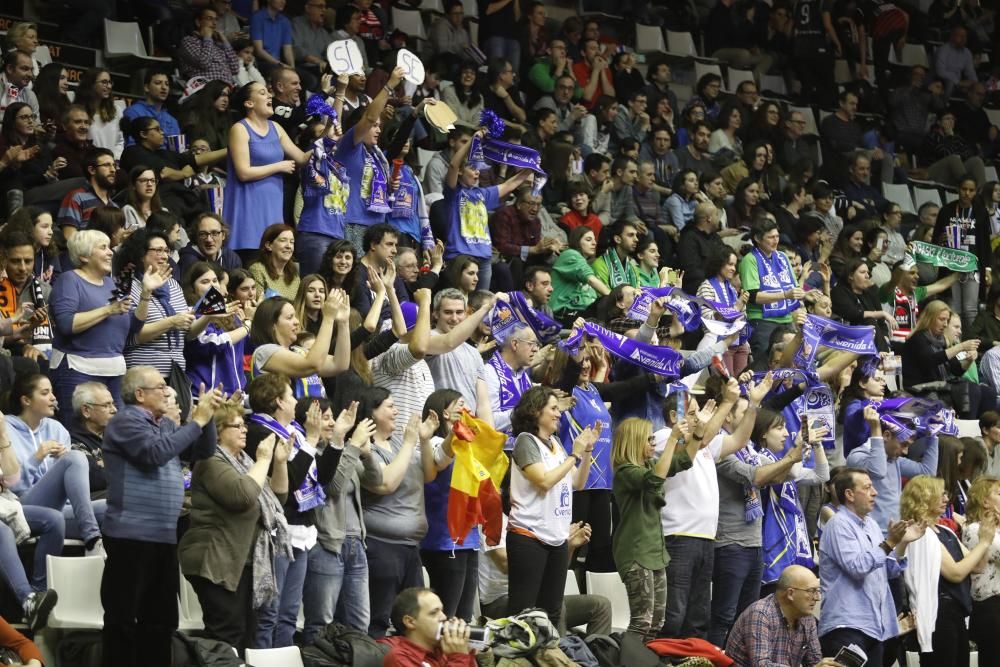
[725,177,762,232]
[180,80,233,151]
[830,257,894,352]
[441,61,484,128]
[0,103,55,213]
[121,165,167,232]
[318,239,359,295]
[33,64,70,129]
[76,67,125,157]
[697,245,750,376]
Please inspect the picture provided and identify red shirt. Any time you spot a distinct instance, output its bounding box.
[380,636,477,667]
[559,210,602,237]
[572,61,611,109]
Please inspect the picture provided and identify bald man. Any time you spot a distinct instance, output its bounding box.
[725,565,839,667]
[676,201,725,294]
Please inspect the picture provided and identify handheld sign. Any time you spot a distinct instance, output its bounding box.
[193,286,228,316]
[396,48,425,85]
[327,39,364,75]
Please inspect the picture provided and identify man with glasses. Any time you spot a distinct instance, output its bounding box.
[57,147,118,242]
[818,466,923,664]
[69,382,117,498]
[533,72,594,151]
[490,187,561,281]
[101,366,227,667]
[178,212,243,279]
[777,110,812,172]
[483,322,539,435]
[429,0,470,67]
[725,565,837,667]
[177,6,241,86]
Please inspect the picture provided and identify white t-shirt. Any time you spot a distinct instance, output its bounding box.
[510,433,573,546]
[478,516,508,606]
[656,430,722,539]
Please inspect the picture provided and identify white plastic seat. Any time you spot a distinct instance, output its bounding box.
[564,573,580,596]
[461,0,478,19]
[984,108,1000,128]
[890,43,929,68]
[103,19,171,63]
[584,571,630,632]
[986,165,998,183]
[883,182,916,215]
[46,555,105,629]
[178,568,205,631]
[726,67,754,93]
[760,73,787,96]
[956,419,981,438]
[912,186,942,209]
[944,189,959,203]
[666,30,697,58]
[694,62,723,86]
[392,7,428,41]
[636,24,666,54]
[245,646,304,667]
[419,0,445,14]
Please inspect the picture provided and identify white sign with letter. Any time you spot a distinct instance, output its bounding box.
[327,39,364,75]
[396,48,426,85]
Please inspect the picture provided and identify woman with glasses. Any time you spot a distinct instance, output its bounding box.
[0,102,57,215]
[900,475,994,667]
[115,229,194,378]
[178,397,292,655]
[121,165,167,233]
[441,61,484,129]
[76,67,125,158]
[49,230,133,420]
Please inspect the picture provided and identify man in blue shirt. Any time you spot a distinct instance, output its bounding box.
[818,459,923,666]
[121,71,180,149]
[250,0,295,72]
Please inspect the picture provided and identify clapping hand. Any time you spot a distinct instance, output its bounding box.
[747,372,774,404]
[256,433,277,460]
[418,409,440,441]
[273,436,292,463]
[305,400,323,444]
[142,263,173,293]
[332,401,359,443]
[349,417,376,453]
[322,288,350,322]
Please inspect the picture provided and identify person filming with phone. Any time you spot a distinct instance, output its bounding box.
[381,587,476,666]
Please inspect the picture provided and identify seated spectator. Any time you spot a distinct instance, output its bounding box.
[726,177,762,232]
[178,212,243,278]
[528,39,579,100]
[610,90,650,156]
[51,105,94,181]
[429,0,470,69]
[490,186,560,268]
[250,0,294,74]
[934,26,978,97]
[248,224,300,301]
[122,70,181,149]
[677,121,713,176]
[180,80,234,152]
[559,182,602,237]
[830,258,893,352]
[381,587,476,666]
[177,6,240,86]
[890,66,947,154]
[573,39,615,110]
[640,127,679,195]
[0,103,53,215]
[691,73,723,124]
[120,166,164,233]
[550,227,609,323]
[33,64,70,130]
[664,169,702,232]
[611,51,645,106]
[921,109,987,187]
[179,400,291,654]
[76,68,126,159]
[68,381,115,497]
[291,0,332,87]
[841,152,888,219]
[331,5,369,74]
[3,206,61,282]
[592,219,640,289]
[0,615,45,665]
[0,51,38,119]
[483,59,527,130]
[5,373,105,555]
[441,62,485,129]
[777,109,813,173]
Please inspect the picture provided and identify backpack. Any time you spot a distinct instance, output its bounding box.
[583,634,620,667]
[301,621,388,667]
[57,631,103,667]
[557,635,600,667]
[171,633,242,667]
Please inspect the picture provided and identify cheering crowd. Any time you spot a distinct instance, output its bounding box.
[4,0,1000,666]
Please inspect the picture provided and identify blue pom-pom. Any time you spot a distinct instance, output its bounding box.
[305,93,337,121]
[480,109,505,138]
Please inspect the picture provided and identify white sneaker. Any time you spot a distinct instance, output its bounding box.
[85,538,107,559]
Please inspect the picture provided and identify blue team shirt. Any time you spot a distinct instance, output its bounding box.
[334,126,389,228]
[443,183,500,260]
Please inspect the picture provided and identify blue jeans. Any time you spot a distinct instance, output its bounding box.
[661,535,714,639]
[474,256,493,293]
[0,505,64,601]
[295,231,339,278]
[256,546,308,648]
[708,544,763,647]
[53,360,122,425]
[19,451,101,542]
[301,536,369,645]
[482,36,521,73]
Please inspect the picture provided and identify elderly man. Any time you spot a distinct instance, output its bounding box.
[726,565,839,667]
[489,187,561,268]
[934,26,977,98]
[777,110,813,172]
[69,382,116,498]
[101,366,225,667]
[483,322,538,435]
[51,105,93,181]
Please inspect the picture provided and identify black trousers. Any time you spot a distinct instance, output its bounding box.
[571,489,615,572]
[366,537,423,638]
[971,595,1000,661]
[506,532,569,629]
[101,536,179,667]
[420,549,479,621]
[920,597,970,667]
[187,566,256,655]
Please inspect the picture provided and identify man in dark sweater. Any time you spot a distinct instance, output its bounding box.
[101,366,225,667]
[68,381,116,498]
[677,202,726,295]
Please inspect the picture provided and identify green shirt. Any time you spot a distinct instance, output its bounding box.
[550,249,599,315]
[637,266,659,287]
[738,250,797,323]
[611,452,692,576]
[592,251,640,290]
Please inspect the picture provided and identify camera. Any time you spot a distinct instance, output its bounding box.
[436,623,492,651]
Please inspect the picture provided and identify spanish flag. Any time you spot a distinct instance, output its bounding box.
[448,411,509,546]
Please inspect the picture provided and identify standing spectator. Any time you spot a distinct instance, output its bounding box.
[478,0,521,73]
[225,82,308,255]
[962,476,1000,659]
[76,68,126,159]
[934,26,978,97]
[429,0,471,67]
[933,176,992,329]
[100,367,225,667]
[331,6,369,73]
[0,103,53,215]
[122,71,181,150]
[792,0,837,108]
[250,0,295,74]
[890,66,947,154]
[177,6,241,85]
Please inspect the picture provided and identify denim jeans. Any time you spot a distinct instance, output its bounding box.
[474,256,493,293]
[661,535,714,639]
[255,546,308,648]
[708,544,763,647]
[295,232,339,278]
[482,37,521,74]
[301,536,369,645]
[19,451,101,542]
[53,360,122,425]
[0,505,64,601]
[952,276,980,331]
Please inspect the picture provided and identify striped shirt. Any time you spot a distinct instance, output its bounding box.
[57,184,118,231]
[125,277,189,376]
[372,343,435,436]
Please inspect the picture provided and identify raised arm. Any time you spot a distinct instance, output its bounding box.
[353,66,405,146]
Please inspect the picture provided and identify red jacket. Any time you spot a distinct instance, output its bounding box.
[0,616,43,664]
[379,635,477,667]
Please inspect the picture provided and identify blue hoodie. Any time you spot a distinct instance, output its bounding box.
[5,415,71,495]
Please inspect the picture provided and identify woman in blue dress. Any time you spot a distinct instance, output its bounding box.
[224,81,309,256]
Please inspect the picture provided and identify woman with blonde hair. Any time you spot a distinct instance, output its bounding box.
[611,417,694,641]
[292,274,328,335]
[900,475,995,667]
[961,476,1000,660]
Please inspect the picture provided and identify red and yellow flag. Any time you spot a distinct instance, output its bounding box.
[448,411,509,546]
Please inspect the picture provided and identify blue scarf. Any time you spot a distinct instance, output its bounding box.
[561,322,684,377]
[733,444,765,522]
[487,351,533,415]
[794,314,878,369]
[364,145,391,214]
[249,413,326,512]
[708,277,752,345]
[508,291,562,344]
[628,285,747,337]
[867,396,958,441]
[758,446,814,583]
[752,247,799,317]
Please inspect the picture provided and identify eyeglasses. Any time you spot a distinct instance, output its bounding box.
[136,177,157,185]
[513,338,540,350]
[146,246,170,254]
[789,587,822,599]
[85,401,115,409]
[96,79,113,86]
[96,161,117,169]
[16,113,36,121]
[221,421,247,431]
[198,230,223,239]
[140,383,168,392]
